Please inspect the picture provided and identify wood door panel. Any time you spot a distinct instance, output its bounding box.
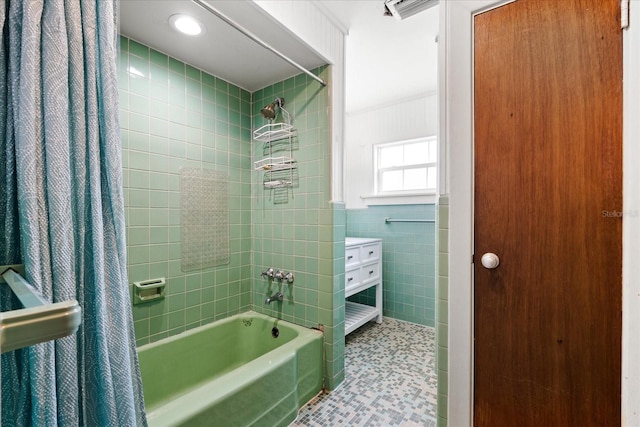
[474,0,622,425]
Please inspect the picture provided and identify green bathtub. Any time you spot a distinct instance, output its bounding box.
[137,311,323,427]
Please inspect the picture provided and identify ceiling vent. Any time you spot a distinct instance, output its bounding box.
[384,0,438,20]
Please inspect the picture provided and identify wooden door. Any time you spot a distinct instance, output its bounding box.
[473,0,622,425]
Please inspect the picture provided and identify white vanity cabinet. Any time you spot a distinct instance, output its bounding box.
[345,237,383,335]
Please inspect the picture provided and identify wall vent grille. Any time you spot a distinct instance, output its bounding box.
[385,0,438,20]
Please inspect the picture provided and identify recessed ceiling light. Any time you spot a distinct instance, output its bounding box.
[169,14,204,36]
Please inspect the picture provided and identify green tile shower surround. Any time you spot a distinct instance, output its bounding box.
[119,37,344,389]
[138,312,323,426]
[346,204,436,327]
[251,68,345,390]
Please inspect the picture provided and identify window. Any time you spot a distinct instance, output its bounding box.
[374,137,437,195]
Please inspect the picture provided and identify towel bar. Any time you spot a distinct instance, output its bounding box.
[0,266,82,354]
[384,217,435,223]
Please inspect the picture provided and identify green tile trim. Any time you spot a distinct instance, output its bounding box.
[436,194,449,424]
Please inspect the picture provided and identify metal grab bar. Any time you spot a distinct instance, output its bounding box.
[1,266,82,354]
[384,217,435,224]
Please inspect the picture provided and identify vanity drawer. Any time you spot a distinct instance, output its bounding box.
[361,262,380,284]
[345,247,360,268]
[345,268,360,291]
[361,242,381,263]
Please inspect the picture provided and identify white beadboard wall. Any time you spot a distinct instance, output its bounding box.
[345,93,438,209]
[252,0,346,203]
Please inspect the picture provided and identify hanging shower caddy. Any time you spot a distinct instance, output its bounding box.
[253,98,297,194]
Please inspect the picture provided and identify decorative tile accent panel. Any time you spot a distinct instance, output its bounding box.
[292,317,437,426]
[180,168,229,271]
[346,204,436,326]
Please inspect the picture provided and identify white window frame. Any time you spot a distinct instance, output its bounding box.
[373,136,437,196]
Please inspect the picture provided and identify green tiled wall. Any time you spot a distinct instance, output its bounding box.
[250,66,344,388]
[118,37,253,346]
[436,195,449,427]
[119,39,342,390]
[346,204,436,326]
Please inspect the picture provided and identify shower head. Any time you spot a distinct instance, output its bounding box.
[260,97,285,120]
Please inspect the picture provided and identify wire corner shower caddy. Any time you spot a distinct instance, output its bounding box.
[254,98,297,198]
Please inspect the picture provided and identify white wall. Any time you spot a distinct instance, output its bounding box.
[252,0,346,203]
[344,93,438,209]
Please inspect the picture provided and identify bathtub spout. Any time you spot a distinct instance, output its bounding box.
[265,292,283,305]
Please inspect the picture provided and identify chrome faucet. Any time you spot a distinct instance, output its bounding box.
[265,292,283,305]
[261,268,275,279]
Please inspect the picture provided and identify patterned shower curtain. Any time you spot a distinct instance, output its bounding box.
[0,0,147,425]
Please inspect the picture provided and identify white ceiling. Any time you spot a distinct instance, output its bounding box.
[318,1,439,112]
[119,0,327,92]
[119,0,438,112]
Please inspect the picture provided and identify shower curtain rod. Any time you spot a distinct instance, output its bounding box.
[192,0,327,87]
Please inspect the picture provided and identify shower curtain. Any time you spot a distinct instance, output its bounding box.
[0,0,147,425]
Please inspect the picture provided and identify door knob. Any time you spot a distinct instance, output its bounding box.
[481,253,500,269]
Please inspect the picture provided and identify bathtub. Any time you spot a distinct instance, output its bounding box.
[137,311,323,427]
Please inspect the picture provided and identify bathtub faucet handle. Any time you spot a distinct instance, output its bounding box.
[274,270,285,281]
[284,272,294,284]
[261,268,275,279]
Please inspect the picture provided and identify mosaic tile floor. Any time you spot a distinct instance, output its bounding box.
[291,317,437,427]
